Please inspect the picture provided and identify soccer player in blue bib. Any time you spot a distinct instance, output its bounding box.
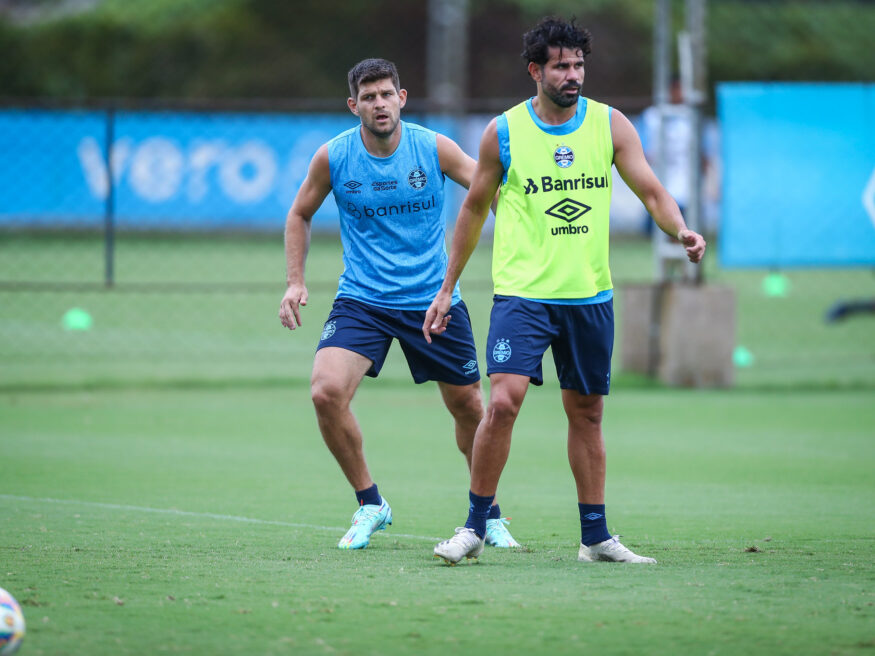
[278,58,519,550]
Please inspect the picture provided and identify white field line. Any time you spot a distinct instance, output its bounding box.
[0,494,442,542]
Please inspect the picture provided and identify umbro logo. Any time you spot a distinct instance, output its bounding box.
[545,198,591,223]
[343,180,362,191]
[583,513,603,521]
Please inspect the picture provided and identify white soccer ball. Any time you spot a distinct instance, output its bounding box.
[0,587,25,656]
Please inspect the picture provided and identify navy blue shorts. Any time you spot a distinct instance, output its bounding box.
[316,296,481,385]
[485,295,613,395]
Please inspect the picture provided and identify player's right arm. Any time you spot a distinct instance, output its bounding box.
[423,119,503,343]
[279,144,332,330]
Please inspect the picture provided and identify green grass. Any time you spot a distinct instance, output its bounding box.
[2,384,874,655]
[0,233,873,389]
[1,231,873,652]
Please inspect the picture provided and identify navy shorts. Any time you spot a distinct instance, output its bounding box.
[316,296,481,385]
[485,295,613,395]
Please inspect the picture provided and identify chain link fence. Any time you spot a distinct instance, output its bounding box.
[0,0,872,390]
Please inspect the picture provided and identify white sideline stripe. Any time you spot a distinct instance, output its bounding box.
[0,494,442,542]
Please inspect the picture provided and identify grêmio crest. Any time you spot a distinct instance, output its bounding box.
[554,145,574,168]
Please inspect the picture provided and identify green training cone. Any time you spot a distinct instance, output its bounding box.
[62,307,93,331]
[761,273,790,298]
[732,345,755,368]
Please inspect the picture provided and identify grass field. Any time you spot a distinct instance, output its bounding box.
[1,234,873,389]
[3,384,874,655]
[2,233,874,654]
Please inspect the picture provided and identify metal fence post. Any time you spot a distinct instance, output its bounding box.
[104,106,115,288]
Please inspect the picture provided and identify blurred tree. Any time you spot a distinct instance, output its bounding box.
[0,0,872,111]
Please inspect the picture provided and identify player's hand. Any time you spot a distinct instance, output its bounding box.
[279,283,308,330]
[422,292,453,344]
[678,229,706,264]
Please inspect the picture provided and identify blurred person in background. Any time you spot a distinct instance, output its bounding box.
[640,76,718,235]
[279,58,519,551]
[640,76,693,234]
[424,18,706,565]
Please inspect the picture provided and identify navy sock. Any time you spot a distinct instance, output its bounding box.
[579,503,611,546]
[464,491,495,538]
[355,484,382,507]
[487,503,502,520]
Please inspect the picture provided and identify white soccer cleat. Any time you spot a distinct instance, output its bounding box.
[434,527,485,565]
[578,536,657,564]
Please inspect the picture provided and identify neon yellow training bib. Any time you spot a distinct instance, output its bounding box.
[494,97,613,299]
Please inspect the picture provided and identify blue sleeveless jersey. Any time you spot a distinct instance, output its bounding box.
[327,121,461,309]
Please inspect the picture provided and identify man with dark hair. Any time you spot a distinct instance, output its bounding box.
[424,18,706,565]
[347,58,400,99]
[520,16,592,71]
[279,58,519,550]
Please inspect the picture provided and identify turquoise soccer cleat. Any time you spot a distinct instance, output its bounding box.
[337,500,393,549]
[485,517,521,548]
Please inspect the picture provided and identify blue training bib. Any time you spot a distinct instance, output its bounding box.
[327,121,461,309]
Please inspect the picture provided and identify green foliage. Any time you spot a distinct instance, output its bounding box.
[90,0,243,29]
[0,0,871,102]
[709,1,875,83]
[504,0,654,26]
[0,0,427,101]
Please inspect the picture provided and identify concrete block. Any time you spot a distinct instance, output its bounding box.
[619,283,736,388]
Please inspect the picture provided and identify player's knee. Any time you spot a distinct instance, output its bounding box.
[579,406,603,427]
[441,383,484,425]
[449,392,484,426]
[485,392,522,427]
[310,379,348,414]
[569,395,604,426]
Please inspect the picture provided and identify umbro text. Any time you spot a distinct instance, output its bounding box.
[551,224,589,236]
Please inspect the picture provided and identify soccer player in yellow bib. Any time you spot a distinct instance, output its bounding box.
[424,17,706,565]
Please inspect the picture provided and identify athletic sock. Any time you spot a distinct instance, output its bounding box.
[487,503,502,520]
[464,490,495,538]
[579,503,611,546]
[355,484,382,507]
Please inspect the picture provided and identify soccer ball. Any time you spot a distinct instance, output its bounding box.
[0,588,25,656]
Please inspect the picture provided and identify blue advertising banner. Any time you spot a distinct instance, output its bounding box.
[0,109,108,226]
[0,109,364,230]
[718,83,875,267]
[1,108,654,235]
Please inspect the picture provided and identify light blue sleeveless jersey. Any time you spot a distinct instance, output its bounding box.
[327,121,462,309]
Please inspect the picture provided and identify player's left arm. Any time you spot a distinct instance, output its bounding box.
[437,133,476,187]
[436,133,499,213]
[611,108,706,263]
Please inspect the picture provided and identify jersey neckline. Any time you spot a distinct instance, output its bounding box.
[524,97,588,136]
[356,120,406,161]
